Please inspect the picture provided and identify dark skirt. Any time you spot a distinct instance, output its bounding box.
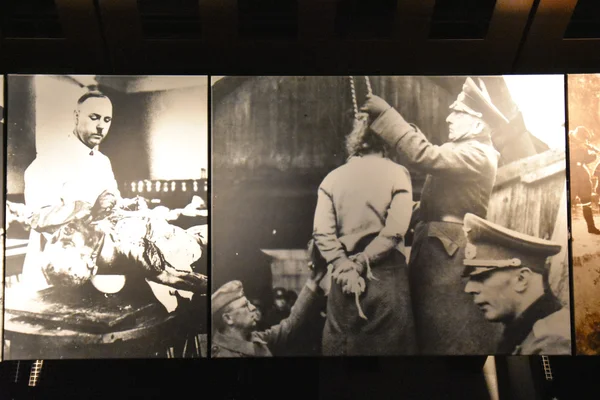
[322,250,417,356]
[571,166,593,203]
[409,221,503,355]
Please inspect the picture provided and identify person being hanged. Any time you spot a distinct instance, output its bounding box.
[312,111,417,356]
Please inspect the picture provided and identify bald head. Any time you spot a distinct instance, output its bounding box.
[74,92,113,149]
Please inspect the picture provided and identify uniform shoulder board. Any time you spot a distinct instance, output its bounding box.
[532,308,570,339]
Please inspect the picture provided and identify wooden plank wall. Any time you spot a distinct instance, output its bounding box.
[212,76,455,179]
[487,148,569,305]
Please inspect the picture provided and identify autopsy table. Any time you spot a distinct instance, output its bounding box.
[3,280,179,360]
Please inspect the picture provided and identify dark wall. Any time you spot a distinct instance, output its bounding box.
[6,76,36,195]
[211,76,457,293]
[212,76,454,177]
[98,86,152,184]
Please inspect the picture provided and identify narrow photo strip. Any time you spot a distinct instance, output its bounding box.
[1,74,5,362]
[4,75,208,359]
[567,74,600,355]
[210,75,571,357]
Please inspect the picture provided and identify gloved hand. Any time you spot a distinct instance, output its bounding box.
[360,94,392,119]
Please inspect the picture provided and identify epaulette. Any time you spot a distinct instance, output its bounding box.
[532,308,570,339]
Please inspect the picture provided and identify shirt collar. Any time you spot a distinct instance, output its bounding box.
[68,132,99,156]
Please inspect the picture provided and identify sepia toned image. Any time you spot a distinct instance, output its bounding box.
[567,74,600,355]
[4,75,208,359]
[211,75,571,357]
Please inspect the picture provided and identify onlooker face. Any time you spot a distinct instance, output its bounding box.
[222,296,260,332]
[464,269,520,323]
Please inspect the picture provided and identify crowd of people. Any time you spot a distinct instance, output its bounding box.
[211,76,571,358]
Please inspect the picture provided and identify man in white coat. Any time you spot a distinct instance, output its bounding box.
[21,90,120,291]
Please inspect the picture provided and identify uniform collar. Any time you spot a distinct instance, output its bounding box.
[212,331,268,356]
[496,291,562,354]
[68,132,99,156]
[451,133,492,145]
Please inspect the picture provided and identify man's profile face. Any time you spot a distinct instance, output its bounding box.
[224,296,259,331]
[75,97,113,149]
[464,269,518,323]
[446,111,483,141]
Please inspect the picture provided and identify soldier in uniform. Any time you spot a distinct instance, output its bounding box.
[263,287,291,327]
[211,265,326,357]
[569,126,600,234]
[360,77,508,354]
[462,213,571,355]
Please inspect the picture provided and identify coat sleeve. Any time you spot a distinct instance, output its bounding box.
[253,284,320,352]
[370,108,493,179]
[104,157,121,198]
[312,177,357,272]
[24,157,93,233]
[24,157,63,210]
[362,166,413,264]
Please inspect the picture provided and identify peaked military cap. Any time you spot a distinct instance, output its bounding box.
[462,213,562,277]
[212,280,245,316]
[449,77,510,129]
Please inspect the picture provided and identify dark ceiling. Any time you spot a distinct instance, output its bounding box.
[1,0,600,73]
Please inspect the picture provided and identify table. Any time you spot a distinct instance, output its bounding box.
[3,282,179,360]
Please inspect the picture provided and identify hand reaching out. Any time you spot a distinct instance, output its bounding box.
[360,94,392,119]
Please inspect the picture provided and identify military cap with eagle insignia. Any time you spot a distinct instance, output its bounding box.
[449,77,510,130]
[461,213,562,277]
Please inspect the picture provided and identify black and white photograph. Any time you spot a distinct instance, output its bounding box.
[211,75,571,357]
[4,74,209,359]
[0,74,5,362]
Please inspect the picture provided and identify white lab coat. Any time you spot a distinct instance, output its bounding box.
[21,132,119,292]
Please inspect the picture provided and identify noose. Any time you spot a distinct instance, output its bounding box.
[348,76,373,120]
[345,76,377,320]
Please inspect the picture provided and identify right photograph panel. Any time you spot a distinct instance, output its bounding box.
[212,75,571,357]
[568,74,600,355]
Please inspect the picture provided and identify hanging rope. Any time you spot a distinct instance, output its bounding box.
[349,76,373,120]
[349,76,359,120]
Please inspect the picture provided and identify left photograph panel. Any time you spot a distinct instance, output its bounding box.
[4,75,209,359]
[1,75,5,362]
